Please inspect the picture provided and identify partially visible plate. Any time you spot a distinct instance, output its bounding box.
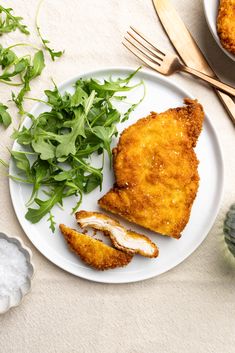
[203,0,235,61]
[9,67,224,283]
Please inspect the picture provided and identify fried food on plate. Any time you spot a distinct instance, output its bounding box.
[75,210,158,258]
[59,224,133,270]
[98,99,204,239]
[217,0,235,55]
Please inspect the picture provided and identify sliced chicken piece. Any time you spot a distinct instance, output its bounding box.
[75,211,158,258]
[60,224,133,270]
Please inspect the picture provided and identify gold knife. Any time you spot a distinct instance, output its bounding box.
[152,0,235,126]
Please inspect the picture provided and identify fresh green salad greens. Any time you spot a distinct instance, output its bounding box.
[10,69,144,231]
[0,1,63,127]
[36,24,64,62]
[0,102,12,127]
[12,49,45,114]
[0,5,29,35]
[0,44,45,116]
[36,0,64,61]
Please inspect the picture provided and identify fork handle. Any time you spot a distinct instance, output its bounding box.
[182,66,235,97]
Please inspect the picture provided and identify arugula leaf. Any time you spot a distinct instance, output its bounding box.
[39,36,64,61]
[53,170,74,182]
[11,151,32,179]
[84,174,102,193]
[47,212,56,232]
[84,90,96,115]
[122,80,146,122]
[71,190,82,214]
[63,107,86,137]
[11,126,33,145]
[30,109,86,159]
[92,125,117,161]
[32,137,56,160]
[0,58,29,81]
[86,67,142,97]
[44,85,63,107]
[87,79,141,97]
[103,109,120,127]
[70,86,88,107]
[27,160,48,205]
[25,185,64,223]
[73,156,103,179]
[110,67,142,84]
[36,1,63,61]
[0,103,12,127]
[13,50,45,114]
[74,144,101,158]
[27,50,45,79]
[0,46,17,68]
[12,87,28,115]
[0,6,29,35]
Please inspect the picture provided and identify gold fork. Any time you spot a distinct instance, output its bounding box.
[123,26,235,97]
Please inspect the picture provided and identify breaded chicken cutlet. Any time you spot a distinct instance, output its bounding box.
[75,210,158,258]
[59,224,133,270]
[217,0,235,55]
[98,99,204,239]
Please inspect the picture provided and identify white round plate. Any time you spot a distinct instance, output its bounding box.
[9,67,224,283]
[203,0,235,61]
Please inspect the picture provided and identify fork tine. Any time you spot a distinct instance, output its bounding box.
[124,35,162,66]
[127,30,163,62]
[122,40,161,72]
[130,26,165,57]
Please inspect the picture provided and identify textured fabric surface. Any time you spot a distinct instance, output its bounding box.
[0,1,235,352]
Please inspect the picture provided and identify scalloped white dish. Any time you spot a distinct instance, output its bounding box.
[9,67,224,284]
[203,0,235,61]
[0,232,34,314]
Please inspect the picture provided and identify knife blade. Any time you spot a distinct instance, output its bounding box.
[152,0,235,125]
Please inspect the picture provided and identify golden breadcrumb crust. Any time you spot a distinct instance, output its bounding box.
[217,0,235,55]
[98,99,204,239]
[75,210,159,258]
[59,224,133,270]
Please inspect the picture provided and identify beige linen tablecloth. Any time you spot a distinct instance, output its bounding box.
[0,1,235,352]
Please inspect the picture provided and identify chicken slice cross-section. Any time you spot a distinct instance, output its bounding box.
[60,224,133,270]
[75,210,158,258]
